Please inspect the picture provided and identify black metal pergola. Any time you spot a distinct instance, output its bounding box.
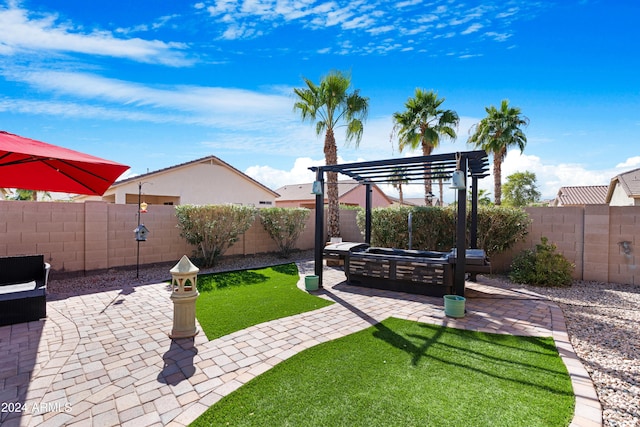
[309,150,490,295]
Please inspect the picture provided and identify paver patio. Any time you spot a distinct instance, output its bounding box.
[0,261,602,427]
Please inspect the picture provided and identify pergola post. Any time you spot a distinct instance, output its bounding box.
[470,176,479,249]
[454,156,467,296]
[365,181,372,244]
[313,168,324,288]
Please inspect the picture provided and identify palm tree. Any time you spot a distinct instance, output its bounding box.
[432,165,447,207]
[468,100,529,205]
[392,89,459,206]
[390,167,409,205]
[467,189,493,206]
[478,189,493,206]
[293,70,369,238]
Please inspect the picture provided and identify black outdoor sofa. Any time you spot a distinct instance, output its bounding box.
[327,244,491,297]
[0,255,48,326]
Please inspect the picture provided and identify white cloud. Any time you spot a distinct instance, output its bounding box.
[221,23,262,39]
[484,31,511,42]
[367,25,394,35]
[0,98,188,123]
[500,152,618,200]
[397,0,423,8]
[416,14,438,24]
[207,0,237,16]
[0,5,192,66]
[197,0,543,56]
[245,155,367,190]
[375,150,637,203]
[615,156,640,169]
[496,8,519,19]
[461,23,483,35]
[6,70,292,118]
[245,157,321,190]
[342,15,376,30]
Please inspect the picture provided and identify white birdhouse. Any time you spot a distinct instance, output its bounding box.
[134,224,149,241]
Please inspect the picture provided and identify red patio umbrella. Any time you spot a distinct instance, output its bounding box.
[0,131,129,195]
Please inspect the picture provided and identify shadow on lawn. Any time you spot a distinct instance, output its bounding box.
[320,286,572,396]
[271,263,299,275]
[197,270,268,292]
[321,286,442,367]
[196,263,298,292]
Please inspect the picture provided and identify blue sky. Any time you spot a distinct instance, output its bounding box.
[1,0,638,201]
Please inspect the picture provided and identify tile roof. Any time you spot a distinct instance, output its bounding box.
[611,168,640,198]
[275,180,360,201]
[554,185,609,206]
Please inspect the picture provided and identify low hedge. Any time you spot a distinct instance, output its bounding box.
[356,205,530,257]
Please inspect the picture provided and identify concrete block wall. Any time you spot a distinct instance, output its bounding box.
[113,204,192,268]
[528,207,585,280]
[4,200,635,284]
[0,202,350,273]
[226,209,363,256]
[0,201,87,271]
[492,205,639,285]
[583,205,611,283]
[339,210,365,242]
[608,207,639,285]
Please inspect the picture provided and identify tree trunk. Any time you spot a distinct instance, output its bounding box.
[493,148,505,205]
[324,128,340,238]
[399,185,404,205]
[422,142,433,206]
[438,178,444,206]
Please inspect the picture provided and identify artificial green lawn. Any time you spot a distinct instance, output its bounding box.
[195,263,333,340]
[191,317,574,427]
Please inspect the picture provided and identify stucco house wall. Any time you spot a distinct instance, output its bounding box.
[338,185,392,208]
[78,156,278,208]
[608,183,639,206]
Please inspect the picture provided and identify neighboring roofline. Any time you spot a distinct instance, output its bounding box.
[555,185,609,206]
[605,168,640,203]
[109,155,279,197]
[605,178,619,204]
[274,180,358,201]
[276,180,392,204]
[339,181,394,205]
[387,196,421,206]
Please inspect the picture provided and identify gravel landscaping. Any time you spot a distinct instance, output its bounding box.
[47,252,639,426]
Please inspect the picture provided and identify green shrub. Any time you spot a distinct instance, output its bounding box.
[339,204,364,211]
[509,237,574,286]
[175,204,257,267]
[356,205,529,256]
[476,205,530,257]
[259,207,310,258]
[357,206,414,249]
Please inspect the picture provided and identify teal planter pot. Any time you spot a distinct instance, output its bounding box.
[305,275,319,291]
[444,295,466,318]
